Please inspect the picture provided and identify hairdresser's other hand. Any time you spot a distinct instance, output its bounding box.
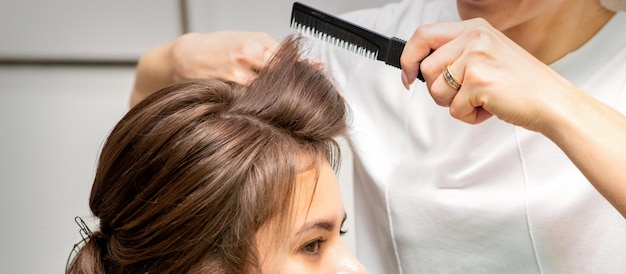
[400,18,578,134]
[131,31,279,106]
[170,32,279,84]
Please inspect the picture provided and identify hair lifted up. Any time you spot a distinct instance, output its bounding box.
[66,35,347,274]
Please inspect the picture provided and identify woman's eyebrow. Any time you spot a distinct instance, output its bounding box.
[296,212,347,236]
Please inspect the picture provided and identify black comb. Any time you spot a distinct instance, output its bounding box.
[290,1,424,82]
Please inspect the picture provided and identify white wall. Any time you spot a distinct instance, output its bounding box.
[0,0,182,60]
[0,1,394,273]
[0,66,132,273]
[186,0,391,40]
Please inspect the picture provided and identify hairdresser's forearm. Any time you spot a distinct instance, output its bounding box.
[542,88,626,218]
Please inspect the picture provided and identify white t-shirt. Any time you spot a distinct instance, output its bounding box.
[311,0,626,273]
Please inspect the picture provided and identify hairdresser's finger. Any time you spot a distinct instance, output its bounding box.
[417,27,469,97]
[400,19,485,88]
[229,67,260,85]
[400,21,464,88]
[246,35,280,70]
[305,58,325,70]
[449,86,494,125]
[428,62,465,107]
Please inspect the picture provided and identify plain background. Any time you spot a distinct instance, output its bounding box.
[0,0,395,273]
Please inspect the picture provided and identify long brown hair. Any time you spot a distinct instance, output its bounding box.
[67,35,347,273]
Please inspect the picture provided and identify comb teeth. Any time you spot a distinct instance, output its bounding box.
[290,15,379,61]
[290,2,426,82]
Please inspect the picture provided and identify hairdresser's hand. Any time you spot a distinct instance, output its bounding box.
[131,31,279,106]
[401,18,626,217]
[399,18,577,134]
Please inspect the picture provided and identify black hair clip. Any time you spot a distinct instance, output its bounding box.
[65,216,94,272]
[75,216,93,242]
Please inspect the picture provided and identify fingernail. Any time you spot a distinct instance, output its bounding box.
[401,71,410,90]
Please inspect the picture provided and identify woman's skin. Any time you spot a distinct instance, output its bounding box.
[456,0,614,64]
[256,160,366,273]
[400,0,626,217]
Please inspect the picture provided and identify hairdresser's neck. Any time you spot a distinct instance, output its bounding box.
[502,1,614,65]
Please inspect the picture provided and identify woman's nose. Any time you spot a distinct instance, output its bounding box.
[331,241,367,274]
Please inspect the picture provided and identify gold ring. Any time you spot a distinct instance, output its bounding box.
[443,65,462,90]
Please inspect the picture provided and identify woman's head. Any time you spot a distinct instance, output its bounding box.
[67,35,364,273]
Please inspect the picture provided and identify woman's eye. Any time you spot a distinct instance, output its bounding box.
[340,228,348,236]
[302,239,322,255]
